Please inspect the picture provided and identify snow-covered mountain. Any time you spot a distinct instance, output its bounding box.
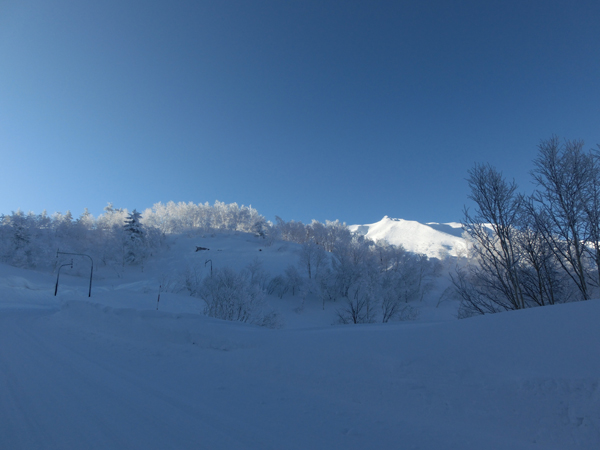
[349,216,468,259]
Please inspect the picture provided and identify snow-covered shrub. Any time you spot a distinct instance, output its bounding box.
[199,267,281,328]
[398,304,420,321]
[244,258,270,290]
[267,275,288,298]
[304,232,441,322]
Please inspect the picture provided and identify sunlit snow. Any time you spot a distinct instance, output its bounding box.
[350,216,468,259]
[0,230,598,449]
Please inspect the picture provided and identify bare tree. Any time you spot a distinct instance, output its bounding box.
[452,266,504,318]
[455,136,600,316]
[581,147,600,290]
[459,163,525,312]
[530,137,595,300]
[335,280,378,324]
[379,271,405,322]
[515,203,568,306]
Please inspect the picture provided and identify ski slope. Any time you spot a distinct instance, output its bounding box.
[0,232,598,449]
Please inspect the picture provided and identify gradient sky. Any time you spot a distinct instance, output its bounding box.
[1,0,599,225]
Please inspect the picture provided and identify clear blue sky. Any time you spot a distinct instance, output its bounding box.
[1,0,599,225]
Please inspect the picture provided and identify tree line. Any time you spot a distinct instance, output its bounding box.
[0,199,441,325]
[0,201,265,273]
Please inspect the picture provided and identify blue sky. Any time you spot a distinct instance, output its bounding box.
[1,0,599,225]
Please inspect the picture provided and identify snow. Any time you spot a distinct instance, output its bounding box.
[0,232,599,449]
[350,216,468,258]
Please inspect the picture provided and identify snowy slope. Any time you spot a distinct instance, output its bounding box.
[350,216,468,258]
[1,232,599,449]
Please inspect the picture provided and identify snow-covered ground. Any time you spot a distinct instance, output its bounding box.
[1,232,598,449]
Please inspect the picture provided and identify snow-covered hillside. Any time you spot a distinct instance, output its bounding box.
[1,231,599,449]
[350,216,468,258]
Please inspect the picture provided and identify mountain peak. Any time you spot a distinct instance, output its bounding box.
[349,217,467,259]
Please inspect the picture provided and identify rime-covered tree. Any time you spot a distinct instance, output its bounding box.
[298,241,327,280]
[123,209,145,265]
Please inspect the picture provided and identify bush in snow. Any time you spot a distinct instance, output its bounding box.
[244,258,270,290]
[313,235,439,323]
[199,267,281,328]
[334,281,379,324]
[267,275,288,298]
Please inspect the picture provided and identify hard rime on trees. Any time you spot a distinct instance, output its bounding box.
[141,201,267,235]
[123,209,145,265]
[0,198,441,325]
[188,214,440,324]
[199,267,280,328]
[0,204,162,274]
[455,136,600,318]
[0,200,269,272]
[298,241,327,280]
[270,216,438,323]
[301,231,439,323]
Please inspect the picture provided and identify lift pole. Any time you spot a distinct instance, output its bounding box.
[56,250,94,297]
[54,259,73,296]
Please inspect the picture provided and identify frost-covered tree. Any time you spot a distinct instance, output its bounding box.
[5,210,33,267]
[284,265,303,296]
[94,204,128,270]
[0,202,166,273]
[275,216,309,244]
[267,275,288,298]
[199,267,280,328]
[123,209,145,265]
[298,241,328,280]
[140,201,266,235]
[244,258,270,290]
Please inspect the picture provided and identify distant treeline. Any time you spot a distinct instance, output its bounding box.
[0,201,269,271]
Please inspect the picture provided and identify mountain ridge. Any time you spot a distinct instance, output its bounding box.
[349,216,467,259]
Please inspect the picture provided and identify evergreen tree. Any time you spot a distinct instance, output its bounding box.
[123,209,145,264]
